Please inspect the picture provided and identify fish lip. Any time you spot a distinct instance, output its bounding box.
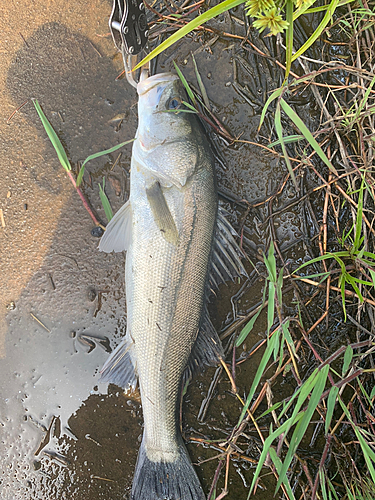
[137,73,179,96]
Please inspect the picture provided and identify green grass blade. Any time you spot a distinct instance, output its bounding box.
[295,252,350,273]
[277,267,283,308]
[268,448,296,500]
[238,328,281,424]
[182,101,198,112]
[259,86,284,131]
[319,468,328,500]
[99,178,113,222]
[76,139,135,187]
[342,345,353,375]
[282,320,296,354]
[33,99,71,172]
[355,73,375,121]
[278,366,319,423]
[358,379,372,407]
[257,401,284,419]
[327,477,340,500]
[276,364,329,492]
[304,0,353,14]
[340,275,347,321]
[134,0,244,71]
[354,181,364,251]
[191,53,210,109]
[173,61,197,106]
[268,282,275,334]
[236,286,267,346]
[293,0,317,19]
[248,412,304,496]
[264,241,277,282]
[354,429,375,483]
[325,385,339,434]
[291,0,340,62]
[370,269,375,288]
[275,100,297,188]
[268,134,304,147]
[285,0,294,80]
[280,98,337,175]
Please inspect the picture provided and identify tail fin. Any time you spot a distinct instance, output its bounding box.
[132,436,205,500]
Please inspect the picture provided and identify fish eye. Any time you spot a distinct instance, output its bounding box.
[167,97,181,110]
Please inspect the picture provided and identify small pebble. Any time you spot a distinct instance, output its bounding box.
[91,226,104,238]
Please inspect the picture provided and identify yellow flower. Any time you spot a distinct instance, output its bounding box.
[294,0,314,10]
[253,8,289,36]
[245,0,275,17]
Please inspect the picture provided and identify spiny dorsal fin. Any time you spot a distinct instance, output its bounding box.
[209,206,247,289]
[99,201,132,253]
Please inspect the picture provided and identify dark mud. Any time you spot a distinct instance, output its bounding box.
[0,1,305,499]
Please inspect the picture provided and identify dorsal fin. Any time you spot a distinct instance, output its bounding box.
[184,307,223,381]
[209,207,247,289]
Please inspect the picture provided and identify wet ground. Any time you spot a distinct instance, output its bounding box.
[0,1,303,499]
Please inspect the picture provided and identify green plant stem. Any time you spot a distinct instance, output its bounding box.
[66,170,104,229]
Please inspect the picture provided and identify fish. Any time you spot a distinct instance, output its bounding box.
[98,72,246,500]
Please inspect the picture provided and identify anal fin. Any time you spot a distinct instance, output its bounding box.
[99,336,137,391]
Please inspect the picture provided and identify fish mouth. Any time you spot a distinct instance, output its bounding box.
[137,73,178,96]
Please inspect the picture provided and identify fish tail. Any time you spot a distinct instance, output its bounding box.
[131,435,205,500]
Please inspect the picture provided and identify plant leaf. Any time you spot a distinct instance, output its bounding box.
[285,0,294,80]
[259,86,284,131]
[33,99,71,172]
[280,98,337,175]
[76,139,134,187]
[134,0,244,71]
[342,345,353,375]
[291,0,340,62]
[268,448,296,500]
[99,177,113,222]
[325,385,339,434]
[276,364,329,492]
[238,328,281,424]
[275,100,297,188]
[173,61,197,106]
[236,286,267,346]
[268,282,275,334]
[191,53,210,110]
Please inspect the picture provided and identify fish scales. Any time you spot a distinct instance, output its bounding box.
[99,72,246,500]
[129,156,216,460]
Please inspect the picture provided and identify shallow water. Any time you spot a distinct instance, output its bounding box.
[0,1,304,498]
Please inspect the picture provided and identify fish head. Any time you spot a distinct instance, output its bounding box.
[136,73,194,151]
[135,73,207,188]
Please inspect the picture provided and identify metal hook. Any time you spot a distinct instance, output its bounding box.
[110,0,150,87]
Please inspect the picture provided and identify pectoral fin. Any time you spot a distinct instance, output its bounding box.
[98,201,132,253]
[146,181,179,245]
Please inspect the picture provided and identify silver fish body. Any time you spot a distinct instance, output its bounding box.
[99,72,246,500]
